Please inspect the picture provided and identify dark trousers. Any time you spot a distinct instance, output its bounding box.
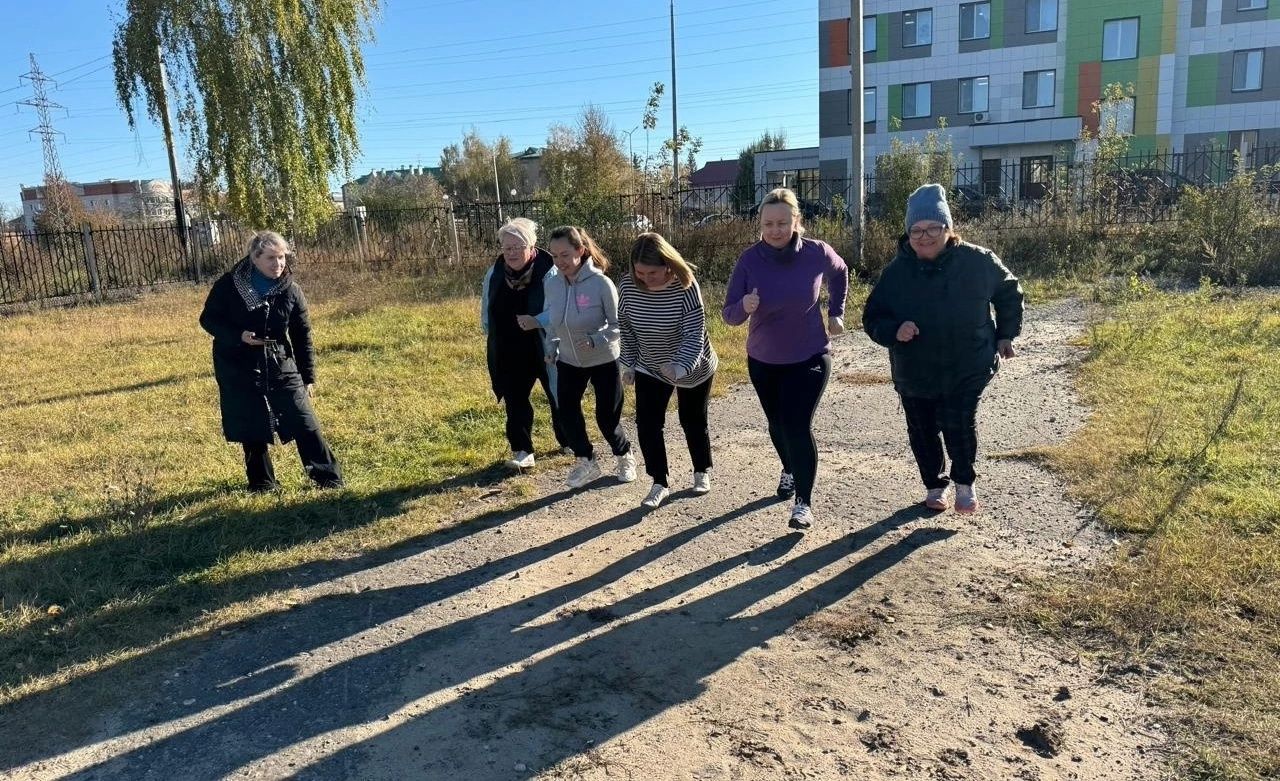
[498,363,570,454]
[899,392,982,489]
[633,371,714,487]
[242,429,343,491]
[747,353,832,505]
[556,360,631,461]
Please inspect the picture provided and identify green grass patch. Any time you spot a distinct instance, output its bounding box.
[1038,285,1280,780]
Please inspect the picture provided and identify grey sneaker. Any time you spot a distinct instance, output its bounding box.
[788,500,813,530]
[925,485,950,511]
[616,452,637,483]
[776,471,795,499]
[566,457,602,488]
[955,484,979,514]
[641,483,669,509]
[692,471,711,494]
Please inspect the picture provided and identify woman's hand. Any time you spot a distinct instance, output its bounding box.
[516,315,540,331]
[741,288,760,314]
[241,330,266,346]
[574,335,593,351]
[306,383,316,398]
[660,363,688,382]
[621,368,635,386]
[896,321,920,342]
[997,339,1015,359]
[828,316,845,336]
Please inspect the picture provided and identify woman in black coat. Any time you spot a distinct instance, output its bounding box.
[862,185,1023,515]
[199,231,343,491]
[482,217,570,469]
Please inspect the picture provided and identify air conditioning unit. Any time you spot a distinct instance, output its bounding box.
[972,112,990,124]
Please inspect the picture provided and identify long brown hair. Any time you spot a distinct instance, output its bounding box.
[629,232,695,289]
[548,225,611,273]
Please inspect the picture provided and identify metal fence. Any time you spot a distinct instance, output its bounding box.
[3,146,1278,308]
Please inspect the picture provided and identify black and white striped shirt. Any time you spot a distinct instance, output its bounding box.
[619,275,718,388]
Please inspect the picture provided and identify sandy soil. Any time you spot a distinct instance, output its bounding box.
[1,300,1170,780]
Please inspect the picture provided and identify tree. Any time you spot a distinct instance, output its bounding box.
[873,119,956,230]
[33,178,123,232]
[539,106,640,226]
[113,0,381,234]
[733,130,787,213]
[642,82,703,188]
[439,131,525,203]
[346,172,446,211]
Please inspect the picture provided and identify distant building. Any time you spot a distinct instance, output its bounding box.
[340,166,443,212]
[755,148,822,201]
[513,147,546,192]
[18,179,175,230]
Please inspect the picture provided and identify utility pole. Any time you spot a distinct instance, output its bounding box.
[19,54,73,231]
[849,0,865,268]
[670,0,679,191]
[156,47,192,271]
[492,151,503,224]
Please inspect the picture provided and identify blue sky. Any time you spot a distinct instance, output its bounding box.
[0,0,818,216]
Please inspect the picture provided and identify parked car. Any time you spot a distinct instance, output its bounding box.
[1106,168,1193,206]
[694,213,737,228]
[950,184,1011,219]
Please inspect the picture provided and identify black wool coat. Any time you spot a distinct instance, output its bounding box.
[483,248,555,401]
[862,237,1024,398]
[199,258,322,444]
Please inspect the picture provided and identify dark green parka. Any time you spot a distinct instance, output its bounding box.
[198,257,321,444]
[862,237,1024,398]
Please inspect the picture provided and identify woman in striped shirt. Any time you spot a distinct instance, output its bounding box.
[619,233,719,509]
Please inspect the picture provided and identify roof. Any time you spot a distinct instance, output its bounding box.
[687,159,739,188]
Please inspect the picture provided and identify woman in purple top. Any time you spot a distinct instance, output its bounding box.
[723,188,849,529]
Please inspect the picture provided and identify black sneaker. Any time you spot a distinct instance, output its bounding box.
[788,500,813,530]
[776,471,795,499]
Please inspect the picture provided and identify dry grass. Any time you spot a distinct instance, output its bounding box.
[1034,284,1280,781]
[0,266,764,706]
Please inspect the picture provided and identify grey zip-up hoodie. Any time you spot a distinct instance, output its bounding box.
[540,258,621,368]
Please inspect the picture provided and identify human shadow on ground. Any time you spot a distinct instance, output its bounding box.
[56,506,944,779]
[0,463,576,720]
[0,485,763,771]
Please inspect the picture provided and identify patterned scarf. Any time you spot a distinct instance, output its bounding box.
[232,256,290,310]
[503,258,536,291]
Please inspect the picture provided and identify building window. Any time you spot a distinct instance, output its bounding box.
[1100,96,1135,135]
[960,2,991,40]
[903,82,932,117]
[865,87,877,122]
[1233,49,1264,91]
[1102,18,1139,61]
[1238,0,1266,9]
[903,9,933,47]
[1023,69,1056,108]
[1020,156,1054,200]
[864,16,877,53]
[959,76,990,113]
[1025,0,1057,33]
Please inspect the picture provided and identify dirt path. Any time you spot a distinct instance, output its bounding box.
[4,301,1169,780]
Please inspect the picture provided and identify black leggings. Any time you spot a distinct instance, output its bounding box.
[242,429,342,490]
[633,371,714,487]
[747,353,832,504]
[899,392,982,488]
[556,360,631,460]
[498,362,570,454]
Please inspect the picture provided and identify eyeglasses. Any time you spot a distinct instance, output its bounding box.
[908,225,946,240]
[500,244,529,253]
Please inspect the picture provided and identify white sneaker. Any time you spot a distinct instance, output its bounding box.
[924,485,950,511]
[616,452,637,483]
[776,471,795,499]
[789,500,814,530]
[692,471,711,494]
[641,483,669,509]
[565,457,602,488]
[955,484,979,514]
[507,451,535,469]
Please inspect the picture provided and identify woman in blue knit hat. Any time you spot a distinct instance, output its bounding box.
[861,184,1024,514]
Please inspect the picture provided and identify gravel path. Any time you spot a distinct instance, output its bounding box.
[3,300,1169,781]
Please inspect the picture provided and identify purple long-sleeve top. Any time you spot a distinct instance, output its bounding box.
[722,234,849,365]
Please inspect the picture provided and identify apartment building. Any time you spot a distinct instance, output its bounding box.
[817,0,1280,196]
[19,179,175,230]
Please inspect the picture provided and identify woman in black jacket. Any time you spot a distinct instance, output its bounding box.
[483,217,571,469]
[199,231,343,491]
[862,184,1023,514]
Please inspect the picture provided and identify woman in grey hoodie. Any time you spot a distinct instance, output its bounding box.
[541,225,636,489]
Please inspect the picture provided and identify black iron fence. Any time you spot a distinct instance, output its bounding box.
[4,146,1278,307]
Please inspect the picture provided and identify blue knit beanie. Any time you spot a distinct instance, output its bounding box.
[905,183,953,232]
